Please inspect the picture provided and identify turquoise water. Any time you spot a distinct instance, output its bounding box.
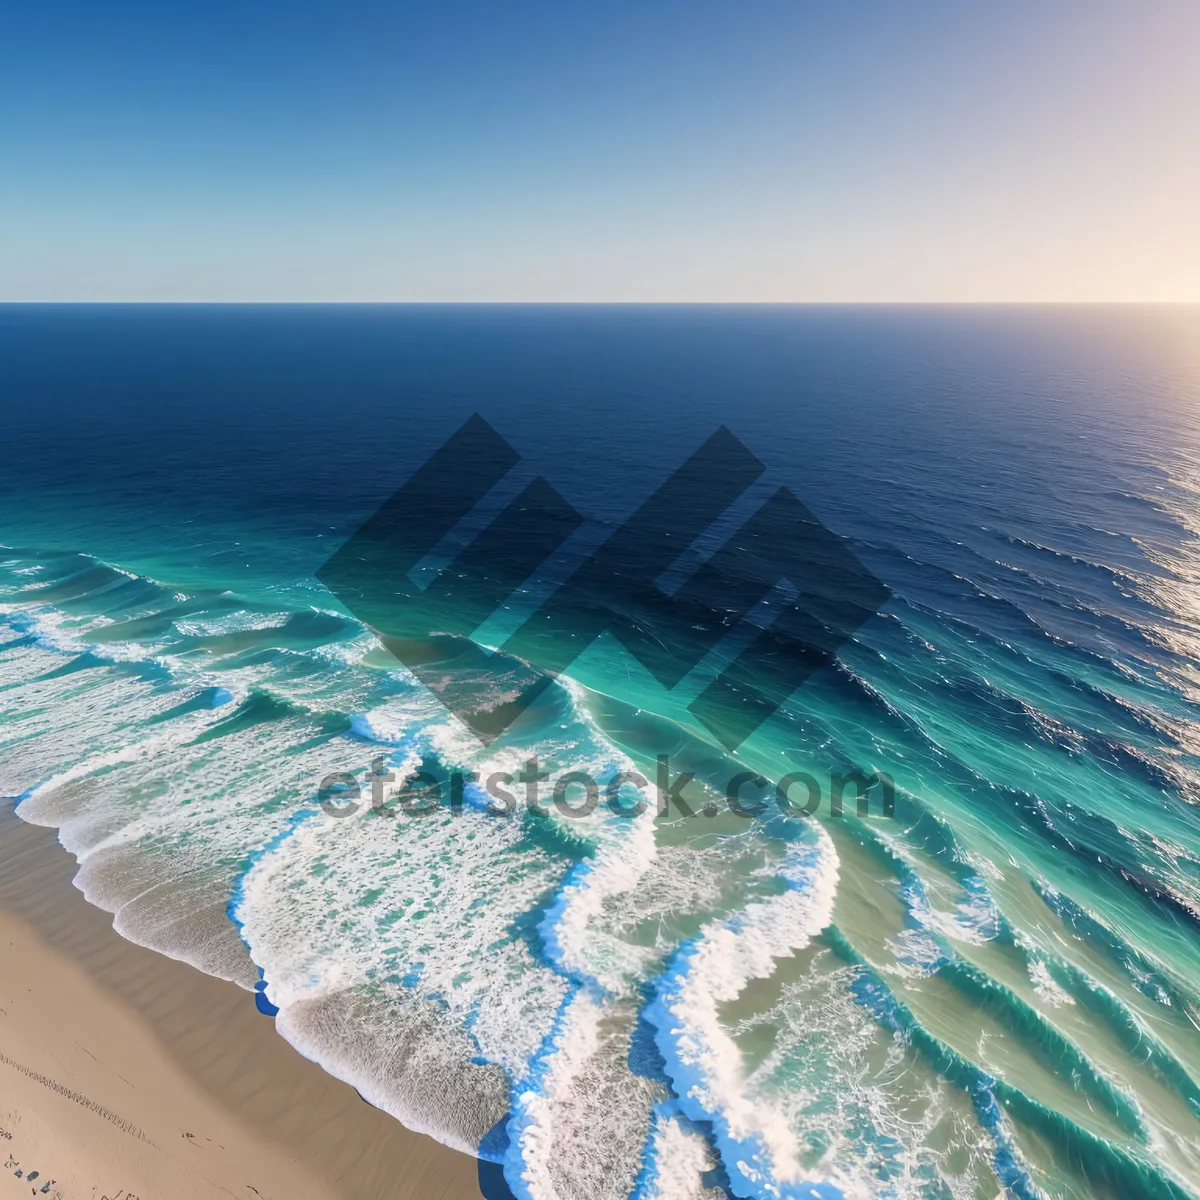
[2,305,1200,1200]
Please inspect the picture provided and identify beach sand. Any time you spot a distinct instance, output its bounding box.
[0,807,489,1200]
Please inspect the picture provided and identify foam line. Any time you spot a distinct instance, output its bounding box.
[644,830,842,1200]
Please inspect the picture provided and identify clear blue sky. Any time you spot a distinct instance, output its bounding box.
[2,1,1197,301]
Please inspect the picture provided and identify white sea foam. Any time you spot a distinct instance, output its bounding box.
[648,829,839,1197]
[634,1105,723,1200]
[507,990,606,1200]
[505,990,663,1200]
[1027,958,1075,1008]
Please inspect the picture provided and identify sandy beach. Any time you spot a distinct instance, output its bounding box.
[0,806,489,1200]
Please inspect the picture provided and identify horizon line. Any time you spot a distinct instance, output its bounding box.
[2,299,1198,308]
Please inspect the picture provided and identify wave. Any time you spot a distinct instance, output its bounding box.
[645,831,840,1199]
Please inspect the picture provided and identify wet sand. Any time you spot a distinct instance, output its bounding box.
[0,806,489,1200]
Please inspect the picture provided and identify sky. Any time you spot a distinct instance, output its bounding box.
[1,1,1198,302]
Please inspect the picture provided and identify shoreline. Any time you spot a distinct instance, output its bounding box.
[0,804,489,1200]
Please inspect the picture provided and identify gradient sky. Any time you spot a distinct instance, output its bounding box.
[2,1,1198,302]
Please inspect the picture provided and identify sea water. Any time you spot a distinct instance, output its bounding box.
[2,305,1199,1200]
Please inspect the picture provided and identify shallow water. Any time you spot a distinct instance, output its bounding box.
[2,305,1200,1200]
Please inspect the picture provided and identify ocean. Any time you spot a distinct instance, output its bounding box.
[2,304,1199,1200]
